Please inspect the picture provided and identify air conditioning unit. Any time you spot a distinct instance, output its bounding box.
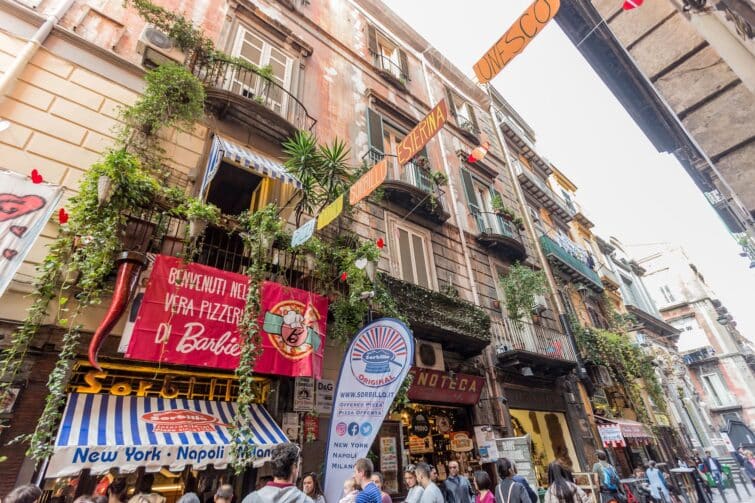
[415,340,444,371]
[137,25,186,67]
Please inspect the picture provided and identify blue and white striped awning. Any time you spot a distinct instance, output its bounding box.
[200,135,302,197]
[46,393,288,477]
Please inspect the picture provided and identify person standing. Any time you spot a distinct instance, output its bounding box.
[701,450,724,489]
[496,458,530,503]
[511,463,538,503]
[353,458,381,503]
[444,461,474,503]
[646,461,670,503]
[742,450,755,488]
[242,443,313,503]
[106,479,128,503]
[302,473,326,503]
[472,471,495,503]
[6,485,42,503]
[370,473,391,503]
[404,465,424,503]
[339,479,359,503]
[215,486,235,503]
[592,451,622,503]
[416,463,444,503]
[544,462,590,503]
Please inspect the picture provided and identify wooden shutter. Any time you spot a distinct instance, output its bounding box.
[460,168,479,214]
[367,108,385,155]
[468,104,479,131]
[398,49,409,80]
[367,25,378,56]
[415,147,432,192]
[445,86,458,120]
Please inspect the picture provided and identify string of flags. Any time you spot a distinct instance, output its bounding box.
[290,98,449,249]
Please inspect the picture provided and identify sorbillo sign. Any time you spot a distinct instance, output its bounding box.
[323,318,414,503]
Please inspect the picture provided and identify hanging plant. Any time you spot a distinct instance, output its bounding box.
[430,170,448,187]
[180,197,220,238]
[498,263,547,324]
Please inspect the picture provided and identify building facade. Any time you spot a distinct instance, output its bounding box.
[638,245,755,438]
[556,0,755,264]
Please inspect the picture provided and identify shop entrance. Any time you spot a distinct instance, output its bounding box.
[510,409,581,486]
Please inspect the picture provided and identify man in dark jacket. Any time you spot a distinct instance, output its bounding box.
[444,461,474,503]
[701,450,724,488]
[512,463,538,503]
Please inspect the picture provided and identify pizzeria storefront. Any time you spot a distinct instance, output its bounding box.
[367,366,487,498]
[596,416,656,474]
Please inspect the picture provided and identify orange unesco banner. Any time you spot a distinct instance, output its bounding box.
[473,0,561,84]
[349,159,387,206]
[396,99,449,166]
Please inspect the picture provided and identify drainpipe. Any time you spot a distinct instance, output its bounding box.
[0,0,75,101]
[418,55,510,433]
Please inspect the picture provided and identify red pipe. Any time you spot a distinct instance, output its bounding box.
[88,251,147,370]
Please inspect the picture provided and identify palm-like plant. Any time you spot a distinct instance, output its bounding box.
[283,131,352,226]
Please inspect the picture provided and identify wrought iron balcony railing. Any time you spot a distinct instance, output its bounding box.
[186,54,316,131]
[491,316,577,362]
[682,346,717,365]
[362,147,435,194]
[472,211,520,240]
[514,162,575,221]
[539,234,603,291]
[369,50,409,84]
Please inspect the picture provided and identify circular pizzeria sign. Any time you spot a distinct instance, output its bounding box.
[264,299,323,360]
[350,322,409,388]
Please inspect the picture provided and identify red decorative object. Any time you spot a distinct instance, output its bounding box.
[376,238,385,249]
[30,169,43,184]
[88,252,147,370]
[623,0,643,9]
[340,271,348,281]
[58,208,69,224]
[467,141,490,163]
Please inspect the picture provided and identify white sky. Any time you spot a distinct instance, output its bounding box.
[382,0,755,342]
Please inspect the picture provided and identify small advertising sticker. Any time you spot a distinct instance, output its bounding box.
[303,412,319,442]
[380,437,398,472]
[409,435,434,454]
[294,377,315,412]
[474,426,499,462]
[316,378,335,415]
[282,412,300,441]
[450,431,474,452]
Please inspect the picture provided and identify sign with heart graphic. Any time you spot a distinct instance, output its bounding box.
[0,171,62,297]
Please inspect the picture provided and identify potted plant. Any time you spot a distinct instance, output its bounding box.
[430,170,448,187]
[182,198,220,239]
[491,193,506,214]
[414,155,429,169]
[512,216,525,231]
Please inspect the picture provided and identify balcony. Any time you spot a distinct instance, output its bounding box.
[472,211,526,261]
[498,114,550,173]
[187,55,316,142]
[515,164,575,222]
[492,316,577,376]
[381,275,491,357]
[362,148,450,224]
[682,346,718,366]
[456,118,481,143]
[539,235,603,292]
[370,50,409,91]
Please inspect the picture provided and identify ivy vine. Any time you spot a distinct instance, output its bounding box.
[498,263,547,324]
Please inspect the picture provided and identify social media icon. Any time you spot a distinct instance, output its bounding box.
[336,422,347,436]
[360,422,373,436]
[348,422,360,436]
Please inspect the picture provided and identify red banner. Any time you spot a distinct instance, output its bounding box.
[407,368,485,405]
[126,255,328,378]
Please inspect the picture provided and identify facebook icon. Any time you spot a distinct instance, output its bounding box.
[347,422,360,436]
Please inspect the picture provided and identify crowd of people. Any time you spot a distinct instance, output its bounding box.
[5,443,755,503]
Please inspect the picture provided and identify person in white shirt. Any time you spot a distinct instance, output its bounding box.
[416,463,444,503]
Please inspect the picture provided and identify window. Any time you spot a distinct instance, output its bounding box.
[459,168,511,236]
[388,216,435,289]
[701,373,735,407]
[446,87,479,135]
[232,26,293,112]
[367,26,408,82]
[366,108,430,191]
[660,285,676,303]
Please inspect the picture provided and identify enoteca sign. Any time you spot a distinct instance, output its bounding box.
[126,255,328,378]
[407,368,485,405]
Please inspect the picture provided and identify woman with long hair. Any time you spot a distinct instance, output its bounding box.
[544,462,590,503]
[302,472,326,503]
[496,458,530,503]
[404,465,424,503]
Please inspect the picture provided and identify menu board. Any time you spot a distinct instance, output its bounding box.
[496,435,536,489]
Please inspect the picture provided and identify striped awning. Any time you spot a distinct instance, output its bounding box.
[46,393,288,478]
[200,135,302,197]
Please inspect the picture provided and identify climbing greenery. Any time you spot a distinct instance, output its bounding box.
[572,322,666,423]
[498,263,547,324]
[0,63,204,460]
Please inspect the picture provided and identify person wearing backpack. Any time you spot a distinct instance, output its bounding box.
[495,458,530,503]
[591,451,625,503]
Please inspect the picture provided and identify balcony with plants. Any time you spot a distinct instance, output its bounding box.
[370,50,410,91]
[539,234,603,292]
[472,193,526,261]
[362,147,451,224]
[380,275,491,357]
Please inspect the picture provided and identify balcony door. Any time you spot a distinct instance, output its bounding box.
[232,26,293,115]
[367,108,430,191]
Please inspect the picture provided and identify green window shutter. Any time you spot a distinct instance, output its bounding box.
[445,86,458,120]
[367,25,378,56]
[468,105,479,131]
[367,108,384,158]
[460,168,479,213]
[415,146,431,192]
[398,49,409,80]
